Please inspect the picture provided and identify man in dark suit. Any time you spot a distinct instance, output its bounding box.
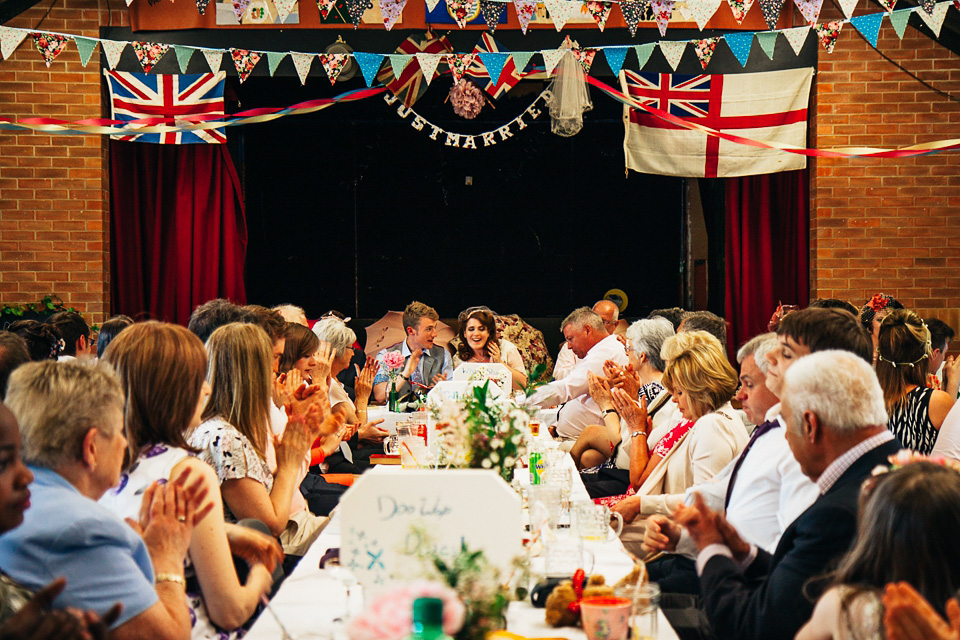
[675,349,901,640]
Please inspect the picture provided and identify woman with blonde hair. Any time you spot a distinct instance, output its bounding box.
[876,309,954,454]
[100,321,281,638]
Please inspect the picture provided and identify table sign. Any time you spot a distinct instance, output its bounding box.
[453,362,512,394]
[340,469,522,594]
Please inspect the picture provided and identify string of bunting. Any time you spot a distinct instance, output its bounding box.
[0,0,956,82]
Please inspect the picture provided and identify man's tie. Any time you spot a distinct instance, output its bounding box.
[724,418,780,509]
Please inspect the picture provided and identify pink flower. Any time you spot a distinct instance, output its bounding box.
[383,351,406,371]
[347,581,465,640]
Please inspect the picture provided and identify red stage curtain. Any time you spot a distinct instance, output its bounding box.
[109,142,247,326]
[724,169,809,352]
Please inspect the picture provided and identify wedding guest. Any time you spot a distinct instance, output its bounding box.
[882,582,960,640]
[372,301,452,404]
[6,320,61,362]
[1,360,205,640]
[797,460,960,640]
[876,310,954,454]
[0,333,29,400]
[100,322,281,638]
[273,304,308,327]
[678,311,728,352]
[859,293,903,360]
[95,315,133,359]
[925,317,957,394]
[46,311,94,360]
[279,323,321,383]
[187,299,255,344]
[554,300,621,380]
[808,298,859,315]
[648,307,686,331]
[453,307,526,391]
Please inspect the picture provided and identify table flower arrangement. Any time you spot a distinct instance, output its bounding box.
[346,580,465,640]
[382,350,406,412]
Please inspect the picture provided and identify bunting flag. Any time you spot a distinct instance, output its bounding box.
[621,67,813,177]
[416,53,443,85]
[232,0,250,20]
[919,0,935,13]
[1,26,28,60]
[794,0,823,25]
[379,0,406,29]
[266,51,287,75]
[586,1,613,29]
[132,42,169,73]
[543,0,575,30]
[541,48,566,75]
[659,40,686,70]
[375,32,453,107]
[620,0,648,35]
[889,7,911,38]
[318,52,349,84]
[31,33,70,67]
[103,70,227,144]
[514,0,537,32]
[816,20,842,52]
[317,0,337,18]
[353,51,385,86]
[686,0,722,30]
[447,53,475,82]
[274,0,296,21]
[425,0,441,10]
[74,36,98,67]
[850,12,884,46]
[917,2,948,36]
[101,40,127,69]
[574,47,597,72]
[344,0,369,26]
[230,48,261,83]
[604,46,629,78]
[877,0,894,10]
[634,43,655,68]
[477,51,508,86]
[756,30,778,57]
[389,54,412,77]
[782,26,810,55]
[651,0,675,35]
[447,0,479,27]
[172,45,196,73]
[479,0,504,29]
[511,50,535,75]
[202,48,224,72]
[758,0,784,28]
[837,0,857,18]
[724,31,753,66]
[290,52,315,84]
[727,0,754,23]
[196,0,212,14]
[693,37,719,69]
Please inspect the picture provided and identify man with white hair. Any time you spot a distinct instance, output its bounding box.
[529,307,628,440]
[674,349,901,640]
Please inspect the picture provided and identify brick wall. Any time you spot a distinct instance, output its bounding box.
[809,3,960,329]
[0,0,125,325]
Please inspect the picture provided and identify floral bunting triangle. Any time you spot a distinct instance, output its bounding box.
[659,39,686,70]
[0,27,28,60]
[634,42,655,68]
[876,0,894,10]
[514,0,537,32]
[479,0,504,29]
[603,46,629,77]
[447,53,475,82]
[202,48,224,72]
[354,51,384,86]
[232,0,250,20]
[31,33,70,68]
[620,0,649,34]
[586,1,613,30]
[318,53,348,85]
[543,0,574,30]
[172,45,195,73]
[379,0,406,29]
[919,0,935,13]
[850,12,884,46]
[290,52,314,85]
[651,0,675,35]
[837,0,857,18]
[416,52,443,85]
[917,1,948,35]
[782,25,810,54]
[230,48,261,83]
[685,0,722,30]
[756,30,778,57]
[266,51,287,75]
[344,0,368,27]
[726,0,754,23]
[541,49,566,75]
[889,8,911,38]
[132,42,169,73]
[758,0,784,28]
[317,0,336,18]
[478,52,508,85]
[447,0,479,27]
[724,31,753,66]
[793,0,823,26]
[573,47,597,72]
[511,50,534,73]
[73,36,97,67]
[425,0,441,10]
[196,0,212,14]
[101,40,127,69]
[274,0,297,21]
[693,37,719,68]
[815,20,842,52]
[389,53,411,78]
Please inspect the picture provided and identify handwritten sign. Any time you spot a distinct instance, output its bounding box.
[340,468,522,593]
[453,363,512,394]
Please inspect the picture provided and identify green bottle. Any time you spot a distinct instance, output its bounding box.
[405,597,454,640]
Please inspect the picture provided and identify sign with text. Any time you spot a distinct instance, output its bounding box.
[453,362,512,394]
[340,468,522,593]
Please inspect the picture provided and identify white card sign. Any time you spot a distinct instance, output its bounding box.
[453,362,512,393]
[340,468,522,593]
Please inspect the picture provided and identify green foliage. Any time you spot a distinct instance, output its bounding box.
[0,295,79,320]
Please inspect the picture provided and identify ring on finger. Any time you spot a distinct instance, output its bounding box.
[177,516,186,523]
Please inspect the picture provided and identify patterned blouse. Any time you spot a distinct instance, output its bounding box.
[0,571,33,624]
[887,386,938,454]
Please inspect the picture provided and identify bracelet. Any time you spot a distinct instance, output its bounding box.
[601,408,618,417]
[630,430,647,438]
[155,573,185,587]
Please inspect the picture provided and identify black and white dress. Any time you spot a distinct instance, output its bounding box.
[887,386,938,454]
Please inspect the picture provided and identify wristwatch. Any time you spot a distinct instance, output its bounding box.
[630,430,647,438]
[601,408,617,417]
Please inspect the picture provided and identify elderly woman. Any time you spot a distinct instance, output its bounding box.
[610,331,747,529]
[0,360,203,640]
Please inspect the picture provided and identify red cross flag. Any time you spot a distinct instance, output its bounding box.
[621,67,813,178]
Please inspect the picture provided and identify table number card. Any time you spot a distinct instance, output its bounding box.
[340,469,522,593]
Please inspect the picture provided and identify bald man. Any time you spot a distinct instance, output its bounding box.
[553,300,622,380]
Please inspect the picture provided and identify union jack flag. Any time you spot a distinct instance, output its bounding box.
[375,33,453,109]
[621,68,813,178]
[464,33,532,100]
[104,70,227,145]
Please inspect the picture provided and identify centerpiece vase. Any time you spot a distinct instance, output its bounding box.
[389,379,399,412]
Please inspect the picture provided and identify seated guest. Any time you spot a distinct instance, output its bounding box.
[372,301,452,404]
[0,332,29,399]
[797,460,960,640]
[882,582,960,640]
[607,331,745,524]
[528,307,628,440]
[279,324,321,384]
[46,311,94,361]
[674,350,900,640]
[925,317,957,395]
[678,311,728,352]
[187,299,255,344]
[859,293,904,363]
[453,307,527,391]
[100,322,281,638]
[877,310,954,454]
[7,320,61,362]
[190,323,340,557]
[1,360,204,639]
[648,307,686,331]
[808,298,859,315]
[273,304,308,327]
[95,315,133,359]
[553,300,621,380]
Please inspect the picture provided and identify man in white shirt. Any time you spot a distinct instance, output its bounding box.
[529,307,628,440]
[553,300,621,380]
